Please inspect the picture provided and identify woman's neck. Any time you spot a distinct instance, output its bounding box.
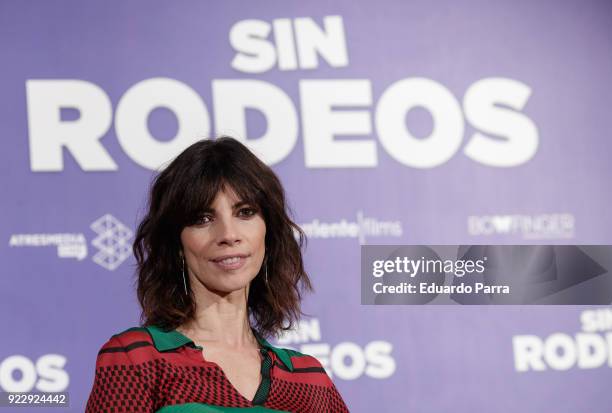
[178,286,258,349]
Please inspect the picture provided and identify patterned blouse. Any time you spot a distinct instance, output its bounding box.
[85,325,349,412]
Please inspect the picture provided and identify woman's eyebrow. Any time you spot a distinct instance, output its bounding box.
[200,201,250,213]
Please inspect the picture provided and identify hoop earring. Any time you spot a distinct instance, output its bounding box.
[265,261,269,286]
[181,255,189,295]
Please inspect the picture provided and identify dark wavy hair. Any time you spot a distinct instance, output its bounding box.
[132,136,312,338]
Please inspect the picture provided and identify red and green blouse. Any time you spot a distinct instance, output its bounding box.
[85,326,349,412]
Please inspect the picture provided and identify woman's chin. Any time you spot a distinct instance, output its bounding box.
[206,278,254,296]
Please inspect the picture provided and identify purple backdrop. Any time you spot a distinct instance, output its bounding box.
[1,1,611,412]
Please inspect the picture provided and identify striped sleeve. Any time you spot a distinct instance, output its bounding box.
[286,352,350,413]
[309,356,350,413]
[85,334,155,413]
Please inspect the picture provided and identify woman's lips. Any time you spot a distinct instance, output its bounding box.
[211,255,248,271]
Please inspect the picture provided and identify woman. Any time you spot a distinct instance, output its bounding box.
[85,137,350,413]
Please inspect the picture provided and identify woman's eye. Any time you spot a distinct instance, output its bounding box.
[195,215,212,225]
[194,209,255,225]
[239,207,257,217]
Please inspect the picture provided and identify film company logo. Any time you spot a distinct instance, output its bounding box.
[8,233,87,260]
[7,213,132,271]
[90,214,133,271]
[296,210,403,244]
[467,213,574,240]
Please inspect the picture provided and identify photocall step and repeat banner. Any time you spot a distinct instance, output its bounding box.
[1,1,611,412]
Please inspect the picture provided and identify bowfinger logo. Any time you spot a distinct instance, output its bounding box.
[90,214,133,271]
[468,213,575,239]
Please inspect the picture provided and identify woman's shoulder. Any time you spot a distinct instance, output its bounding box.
[281,347,327,370]
[93,325,159,366]
[267,345,336,385]
[279,347,317,361]
[86,327,159,412]
[100,325,154,348]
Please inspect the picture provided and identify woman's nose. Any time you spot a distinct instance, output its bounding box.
[215,216,241,245]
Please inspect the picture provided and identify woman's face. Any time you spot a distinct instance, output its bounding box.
[180,185,266,295]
